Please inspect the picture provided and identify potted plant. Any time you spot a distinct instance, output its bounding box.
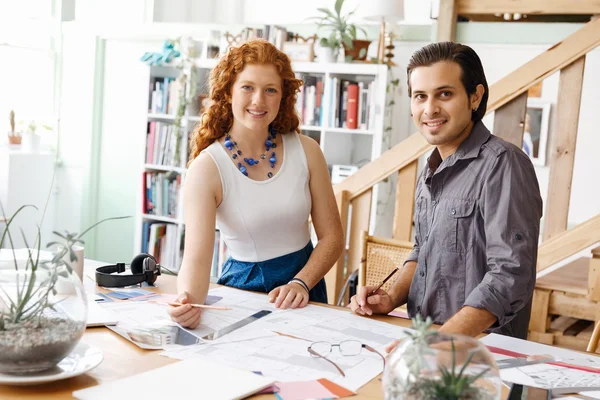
[7,110,21,145]
[0,204,129,374]
[308,0,370,62]
[20,120,52,153]
[317,36,341,63]
[382,316,502,400]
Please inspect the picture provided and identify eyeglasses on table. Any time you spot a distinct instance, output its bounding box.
[307,340,385,377]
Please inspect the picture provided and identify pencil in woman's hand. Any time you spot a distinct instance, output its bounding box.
[165,302,232,310]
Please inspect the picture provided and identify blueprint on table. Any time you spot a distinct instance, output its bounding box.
[161,286,412,392]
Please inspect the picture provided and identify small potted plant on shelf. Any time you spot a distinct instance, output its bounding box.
[317,35,341,63]
[7,110,21,145]
[382,315,502,400]
[308,0,369,62]
[0,203,129,374]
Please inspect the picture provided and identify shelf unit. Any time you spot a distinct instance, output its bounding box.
[134,59,393,273]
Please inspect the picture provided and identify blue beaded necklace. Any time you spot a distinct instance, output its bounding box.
[224,127,278,178]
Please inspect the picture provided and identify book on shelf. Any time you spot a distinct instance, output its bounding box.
[143,171,182,218]
[346,83,359,129]
[143,222,178,270]
[296,74,324,128]
[148,76,183,115]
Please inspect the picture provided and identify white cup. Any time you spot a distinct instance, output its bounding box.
[21,132,41,153]
[62,245,84,281]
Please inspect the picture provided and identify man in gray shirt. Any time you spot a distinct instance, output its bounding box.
[350,42,543,339]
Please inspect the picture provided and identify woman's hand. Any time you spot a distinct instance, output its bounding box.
[167,292,202,328]
[268,283,309,309]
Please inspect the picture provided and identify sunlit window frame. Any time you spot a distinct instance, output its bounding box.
[0,0,62,147]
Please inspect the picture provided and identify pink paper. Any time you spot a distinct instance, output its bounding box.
[274,380,337,400]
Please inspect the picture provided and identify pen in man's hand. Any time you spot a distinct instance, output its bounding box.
[369,267,399,297]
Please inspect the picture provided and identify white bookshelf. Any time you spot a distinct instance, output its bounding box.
[135,60,394,274]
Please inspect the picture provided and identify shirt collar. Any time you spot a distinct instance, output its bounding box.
[426,121,492,179]
[455,120,492,160]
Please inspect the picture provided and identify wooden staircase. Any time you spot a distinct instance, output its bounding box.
[325,9,600,351]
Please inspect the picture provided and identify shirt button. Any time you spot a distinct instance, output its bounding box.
[451,208,456,215]
[432,200,437,206]
[416,306,421,313]
[419,270,425,277]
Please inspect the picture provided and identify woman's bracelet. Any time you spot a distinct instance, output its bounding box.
[288,277,310,294]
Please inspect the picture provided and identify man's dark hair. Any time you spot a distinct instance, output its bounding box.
[406,42,489,123]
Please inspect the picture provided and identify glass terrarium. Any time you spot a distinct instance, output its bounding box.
[383,319,501,400]
[0,255,87,374]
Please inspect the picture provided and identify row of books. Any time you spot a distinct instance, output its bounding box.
[296,75,324,127]
[148,76,183,115]
[142,171,182,218]
[141,222,182,271]
[296,75,377,130]
[139,221,229,275]
[146,121,184,167]
[236,25,291,51]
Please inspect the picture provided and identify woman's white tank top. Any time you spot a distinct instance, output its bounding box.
[202,132,312,262]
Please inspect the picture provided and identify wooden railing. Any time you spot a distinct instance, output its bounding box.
[324,17,600,305]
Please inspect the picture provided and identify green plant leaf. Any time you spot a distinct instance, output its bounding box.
[359,48,366,58]
[77,215,131,239]
[341,33,353,49]
[0,204,38,249]
[316,7,336,20]
[348,25,357,41]
[334,0,344,16]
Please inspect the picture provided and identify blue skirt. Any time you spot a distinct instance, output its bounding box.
[217,241,328,304]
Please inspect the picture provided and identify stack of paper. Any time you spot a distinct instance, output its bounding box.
[72,358,274,400]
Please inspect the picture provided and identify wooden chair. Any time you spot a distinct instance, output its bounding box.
[587,321,600,353]
[359,231,414,293]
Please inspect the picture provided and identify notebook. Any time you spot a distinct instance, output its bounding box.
[72,358,275,400]
[86,299,118,327]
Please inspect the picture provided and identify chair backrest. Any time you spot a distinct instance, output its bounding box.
[359,231,414,293]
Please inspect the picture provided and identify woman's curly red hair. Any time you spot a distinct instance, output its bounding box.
[188,39,303,165]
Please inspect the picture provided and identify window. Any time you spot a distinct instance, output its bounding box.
[0,0,59,147]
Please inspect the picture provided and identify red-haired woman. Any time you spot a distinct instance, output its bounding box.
[168,40,343,328]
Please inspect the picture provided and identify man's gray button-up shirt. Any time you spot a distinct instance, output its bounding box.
[405,121,543,339]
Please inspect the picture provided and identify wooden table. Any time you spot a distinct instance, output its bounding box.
[0,269,509,399]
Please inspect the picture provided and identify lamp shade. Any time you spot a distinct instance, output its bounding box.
[361,0,404,22]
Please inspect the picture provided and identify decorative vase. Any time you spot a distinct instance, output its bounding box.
[317,46,339,63]
[21,132,41,153]
[7,135,21,145]
[343,39,371,61]
[382,332,501,400]
[0,254,87,374]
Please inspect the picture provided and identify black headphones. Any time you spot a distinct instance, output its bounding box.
[95,253,161,288]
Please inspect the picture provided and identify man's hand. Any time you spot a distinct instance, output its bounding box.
[350,286,395,316]
[268,283,309,309]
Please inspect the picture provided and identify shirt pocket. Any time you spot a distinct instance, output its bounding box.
[442,199,476,253]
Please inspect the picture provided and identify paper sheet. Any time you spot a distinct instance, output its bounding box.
[161,287,411,392]
[72,357,275,400]
[481,333,600,396]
